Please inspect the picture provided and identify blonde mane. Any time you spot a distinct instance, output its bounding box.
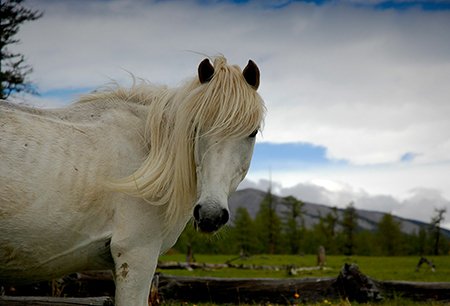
[80,56,265,227]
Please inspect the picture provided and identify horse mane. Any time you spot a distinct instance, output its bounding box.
[79,56,265,229]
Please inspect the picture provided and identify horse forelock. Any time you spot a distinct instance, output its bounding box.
[106,56,265,231]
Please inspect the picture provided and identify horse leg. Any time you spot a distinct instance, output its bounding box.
[111,244,160,306]
[110,199,163,306]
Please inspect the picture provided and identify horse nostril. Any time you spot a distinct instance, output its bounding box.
[193,204,201,221]
[220,208,229,225]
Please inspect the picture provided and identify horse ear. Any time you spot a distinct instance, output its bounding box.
[243,60,260,90]
[198,58,214,84]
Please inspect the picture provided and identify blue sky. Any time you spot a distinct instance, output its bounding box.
[14,0,450,226]
[250,142,347,172]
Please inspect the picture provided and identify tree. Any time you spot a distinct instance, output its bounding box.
[174,220,200,257]
[377,213,402,256]
[232,207,257,255]
[406,228,429,256]
[416,227,428,255]
[355,230,377,256]
[281,196,304,254]
[1,0,42,99]
[318,207,339,254]
[254,190,282,254]
[430,208,447,255]
[341,202,358,256]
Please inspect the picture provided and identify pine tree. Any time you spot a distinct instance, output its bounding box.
[377,213,402,256]
[174,220,199,257]
[1,0,42,99]
[281,196,304,254]
[319,207,339,254]
[254,190,282,254]
[417,227,428,255]
[341,202,358,256]
[232,207,257,255]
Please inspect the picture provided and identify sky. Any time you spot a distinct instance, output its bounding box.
[11,0,450,228]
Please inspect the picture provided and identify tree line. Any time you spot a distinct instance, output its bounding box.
[174,191,449,257]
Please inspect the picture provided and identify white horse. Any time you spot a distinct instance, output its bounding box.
[0,56,265,305]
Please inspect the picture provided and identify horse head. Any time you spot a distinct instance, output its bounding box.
[192,58,262,233]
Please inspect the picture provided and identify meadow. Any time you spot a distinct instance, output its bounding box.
[158,254,450,282]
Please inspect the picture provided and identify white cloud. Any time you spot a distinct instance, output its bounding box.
[19,0,272,90]
[248,159,450,197]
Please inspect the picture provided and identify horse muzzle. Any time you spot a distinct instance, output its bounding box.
[193,202,229,233]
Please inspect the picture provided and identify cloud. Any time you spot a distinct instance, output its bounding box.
[239,178,450,229]
[19,0,276,90]
[397,188,449,222]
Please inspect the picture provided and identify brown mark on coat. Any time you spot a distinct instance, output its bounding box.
[118,262,129,279]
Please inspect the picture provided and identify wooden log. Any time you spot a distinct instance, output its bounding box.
[415,257,436,272]
[377,280,450,301]
[157,261,291,271]
[0,272,115,299]
[157,275,338,304]
[0,296,114,306]
[157,261,229,270]
[288,265,332,276]
[335,263,383,303]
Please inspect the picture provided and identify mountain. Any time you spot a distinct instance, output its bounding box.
[229,188,450,238]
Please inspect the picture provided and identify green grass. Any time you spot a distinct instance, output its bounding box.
[158,254,450,282]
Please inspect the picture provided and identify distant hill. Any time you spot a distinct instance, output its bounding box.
[229,188,450,239]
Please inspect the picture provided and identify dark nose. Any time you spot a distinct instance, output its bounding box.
[193,204,229,233]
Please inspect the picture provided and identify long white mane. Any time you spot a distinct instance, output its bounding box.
[78,56,265,226]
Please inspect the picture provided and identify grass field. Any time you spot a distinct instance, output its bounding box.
[158,254,450,282]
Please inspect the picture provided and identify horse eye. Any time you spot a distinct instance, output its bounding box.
[249,130,258,138]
